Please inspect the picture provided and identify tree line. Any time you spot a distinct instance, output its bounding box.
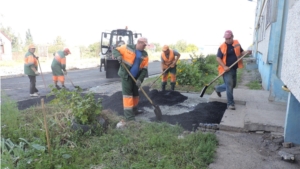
[1,26,198,56]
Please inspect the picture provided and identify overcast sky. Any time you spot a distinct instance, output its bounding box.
[0,0,257,48]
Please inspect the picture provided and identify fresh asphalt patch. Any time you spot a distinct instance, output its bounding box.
[17,86,227,131]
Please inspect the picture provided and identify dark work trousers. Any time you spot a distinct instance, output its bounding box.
[28,75,38,94]
[100,58,105,72]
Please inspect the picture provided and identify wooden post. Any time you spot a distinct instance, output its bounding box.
[41,98,51,154]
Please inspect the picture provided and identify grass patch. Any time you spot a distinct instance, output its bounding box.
[246,80,262,90]
[1,94,218,169]
[237,68,244,84]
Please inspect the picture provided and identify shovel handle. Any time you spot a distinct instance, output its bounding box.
[149,66,171,88]
[121,62,154,105]
[65,74,76,88]
[207,52,249,86]
[37,59,47,89]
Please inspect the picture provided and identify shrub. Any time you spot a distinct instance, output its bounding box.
[48,86,102,125]
[176,53,220,90]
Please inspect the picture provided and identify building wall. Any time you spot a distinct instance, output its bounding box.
[267,0,289,103]
[281,0,300,102]
[0,33,12,60]
[254,0,272,90]
[284,92,300,145]
[253,0,288,103]
[257,27,271,63]
[256,52,271,90]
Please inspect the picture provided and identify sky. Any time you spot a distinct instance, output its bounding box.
[0,0,257,48]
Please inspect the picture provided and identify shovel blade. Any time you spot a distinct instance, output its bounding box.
[153,104,162,121]
[199,86,208,97]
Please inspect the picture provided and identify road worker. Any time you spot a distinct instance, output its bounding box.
[214,30,251,110]
[24,44,40,97]
[161,45,181,91]
[113,37,149,121]
[51,48,71,89]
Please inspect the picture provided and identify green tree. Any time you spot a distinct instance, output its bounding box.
[152,43,162,52]
[169,44,176,51]
[174,40,188,53]
[48,36,66,54]
[25,29,33,46]
[88,42,101,56]
[185,44,198,52]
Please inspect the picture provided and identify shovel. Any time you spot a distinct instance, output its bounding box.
[37,58,47,89]
[65,73,80,89]
[121,62,162,120]
[149,65,171,88]
[199,52,250,97]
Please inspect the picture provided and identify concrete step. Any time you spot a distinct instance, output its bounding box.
[244,106,286,133]
[219,104,247,132]
[209,88,287,133]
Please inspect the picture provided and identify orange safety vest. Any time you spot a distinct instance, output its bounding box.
[116,45,148,70]
[161,50,175,69]
[218,40,244,74]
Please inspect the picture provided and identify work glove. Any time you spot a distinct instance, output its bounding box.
[136,79,141,88]
[63,70,67,75]
[117,57,122,63]
[35,71,40,76]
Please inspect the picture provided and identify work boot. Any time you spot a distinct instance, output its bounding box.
[214,87,221,97]
[30,93,39,97]
[228,105,235,110]
[61,85,68,90]
[162,84,166,91]
[56,85,61,90]
[171,84,175,91]
[134,110,143,115]
[133,108,143,115]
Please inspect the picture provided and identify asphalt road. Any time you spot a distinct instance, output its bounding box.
[1,61,162,102]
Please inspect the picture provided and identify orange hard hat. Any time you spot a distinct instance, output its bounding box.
[162,45,169,52]
[63,48,71,54]
[28,44,36,49]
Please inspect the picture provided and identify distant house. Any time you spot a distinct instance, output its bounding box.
[252,0,300,145]
[0,31,12,60]
[146,43,156,52]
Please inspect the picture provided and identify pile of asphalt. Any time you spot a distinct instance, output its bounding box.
[100,87,188,116]
[17,86,227,131]
[153,101,227,131]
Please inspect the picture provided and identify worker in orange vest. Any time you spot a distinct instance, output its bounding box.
[215,30,251,110]
[161,45,181,91]
[51,48,71,89]
[24,44,40,97]
[113,37,149,121]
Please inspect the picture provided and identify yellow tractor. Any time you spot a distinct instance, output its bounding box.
[100,27,142,78]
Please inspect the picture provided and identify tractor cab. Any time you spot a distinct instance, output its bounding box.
[100,28,142,78]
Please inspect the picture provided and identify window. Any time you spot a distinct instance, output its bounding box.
[258,15,266,41]
[266,0,278,28]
